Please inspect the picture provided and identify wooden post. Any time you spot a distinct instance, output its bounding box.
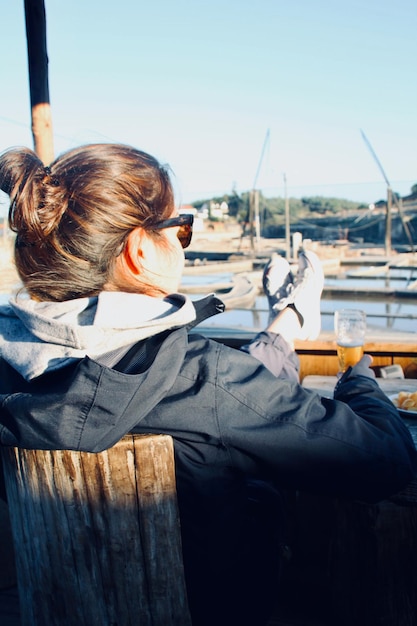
[254,189,260,251]
[385,186,392,257]
[249,190,255,254]
[2,434,191,626]
[284,173,291,260]
[24,0,54,164]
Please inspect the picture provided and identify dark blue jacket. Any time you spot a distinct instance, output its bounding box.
[1,327,416,625]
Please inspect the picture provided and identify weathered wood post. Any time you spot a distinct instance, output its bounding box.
[2,434,191,626]
[385,186,392,257]
[24,0,54,165]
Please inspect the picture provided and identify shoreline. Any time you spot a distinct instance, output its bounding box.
[1,227,417,294]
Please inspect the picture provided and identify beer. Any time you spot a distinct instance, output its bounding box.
[337,343,364,373]
[334,309,366,373]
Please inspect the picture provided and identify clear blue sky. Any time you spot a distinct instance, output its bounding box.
[1,0,416,206]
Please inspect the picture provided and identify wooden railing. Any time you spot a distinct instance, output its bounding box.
[295,335,417,380]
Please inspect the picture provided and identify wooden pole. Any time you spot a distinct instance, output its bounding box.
[392,193,415,254]
[249,190,255,254]
[284,173,290,259]
[24,0,54,164]
[254,189,260,251]
[385,186,392,257]
[2,435,192,625]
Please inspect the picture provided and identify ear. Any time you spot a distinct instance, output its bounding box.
[121,227,145,275]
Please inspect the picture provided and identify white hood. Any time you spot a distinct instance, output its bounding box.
[0,290,197,381]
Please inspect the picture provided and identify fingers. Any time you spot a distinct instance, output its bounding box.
[351,353,376,379]
[359,354,373,367]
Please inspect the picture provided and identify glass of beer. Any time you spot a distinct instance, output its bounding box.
[334,309,366,373]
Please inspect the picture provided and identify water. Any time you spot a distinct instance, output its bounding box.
[186,265,417,334]
[2,266,416,334]
[195,293,417,334]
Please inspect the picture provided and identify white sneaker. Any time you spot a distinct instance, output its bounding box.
[262,254,293,320]
[274,250,324,340]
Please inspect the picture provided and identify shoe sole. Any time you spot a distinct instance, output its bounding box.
[297,251,324,340]
[262,256,292,309]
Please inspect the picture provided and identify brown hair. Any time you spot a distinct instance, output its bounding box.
[0,144,174,301]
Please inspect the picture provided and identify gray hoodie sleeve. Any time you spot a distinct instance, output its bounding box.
[240,331,300,381]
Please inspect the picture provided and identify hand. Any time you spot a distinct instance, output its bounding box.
[350,354,376,379]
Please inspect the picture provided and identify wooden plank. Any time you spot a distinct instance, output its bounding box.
[295,338,417,380]
[2,434,191,626]
[298,354,417,381]
[132,435,189,624]
[302,375,417,397]
[296,337,417,354]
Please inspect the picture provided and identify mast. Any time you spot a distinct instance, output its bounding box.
[360,130,414,255]
[360,130,392,255]
[24,0,54,164]
[250,129,270,254]
[238,129,269,254]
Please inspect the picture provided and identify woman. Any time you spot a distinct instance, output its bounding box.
[1,144,416,626]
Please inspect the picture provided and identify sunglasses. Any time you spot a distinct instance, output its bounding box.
[152,213,194,249]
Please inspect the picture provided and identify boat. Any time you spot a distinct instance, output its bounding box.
[181,273,258,309]
[215,274,258,309]
[183,258,254,275]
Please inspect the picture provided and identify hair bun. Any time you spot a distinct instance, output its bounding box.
[43,165,60,187]
[0,169,14,196]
